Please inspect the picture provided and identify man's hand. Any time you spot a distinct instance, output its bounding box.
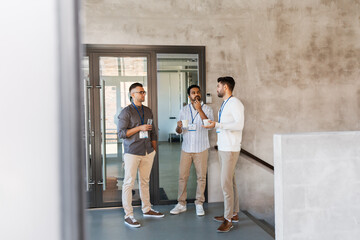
[176,121,183,134]
[138,124,152,131]
[202,120,216,129]
[194,100,202,111]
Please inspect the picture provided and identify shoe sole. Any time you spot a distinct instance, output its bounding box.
[143,214,165,218]
[213,218,239,223]
[217,225,233,233]
[213,218,223,222]
[170,209,187,215]
[124,221,140,228]
[196,212,205,216]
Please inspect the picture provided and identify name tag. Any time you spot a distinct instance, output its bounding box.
[140,131,149,139]
[216,129,220,133]
[188,123,196,131]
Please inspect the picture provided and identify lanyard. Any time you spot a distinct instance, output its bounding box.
[189,103,203,124]
[218,96,232,123]
[132,102,145,124]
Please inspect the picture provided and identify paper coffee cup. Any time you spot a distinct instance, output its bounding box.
[182,120,189,128]
[203,119,210,126]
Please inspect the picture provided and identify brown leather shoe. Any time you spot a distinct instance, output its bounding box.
[217,219,233,233]
[232,214,239,222]
[213,214,239,223]
[143,209,165,218]
[124,216,140,228]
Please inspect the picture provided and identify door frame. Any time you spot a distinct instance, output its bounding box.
[86,45,206,207]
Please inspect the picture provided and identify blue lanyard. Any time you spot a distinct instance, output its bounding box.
[132,102,145,124]
[189,103,203,124]
[218,96,232,123]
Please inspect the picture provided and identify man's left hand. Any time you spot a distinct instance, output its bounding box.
[202,120,216,129]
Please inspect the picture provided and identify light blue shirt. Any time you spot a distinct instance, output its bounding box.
[178,103,214,153]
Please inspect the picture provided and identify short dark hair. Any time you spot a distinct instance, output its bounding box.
[187,85,200,96]
[217,76,235,92]
[129,82,143,93]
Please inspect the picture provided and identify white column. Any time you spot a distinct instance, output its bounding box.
[274,131,360,240]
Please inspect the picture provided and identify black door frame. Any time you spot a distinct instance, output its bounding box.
[85,45,206,208]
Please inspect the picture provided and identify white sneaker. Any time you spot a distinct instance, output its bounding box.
[196,204,205,216]
[170,203,187,215]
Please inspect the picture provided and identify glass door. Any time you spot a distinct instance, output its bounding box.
[156,54,200,203]
[98,55,148,206]
[86,53,150,207]
[82,56,96,207]
[85,45,205,208]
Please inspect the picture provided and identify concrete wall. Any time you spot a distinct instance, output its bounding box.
[83,0,360,226]
[274,131,360,240]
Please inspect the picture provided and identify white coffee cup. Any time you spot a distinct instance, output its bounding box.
[203,119,210,126]
[181,119,189,128]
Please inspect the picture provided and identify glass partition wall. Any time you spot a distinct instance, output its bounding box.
[157,54,199,201]
[84,46,205,207]
[99,56,148,204]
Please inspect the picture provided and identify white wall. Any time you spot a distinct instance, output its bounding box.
[0,1,61,239]
[274,131,360,240]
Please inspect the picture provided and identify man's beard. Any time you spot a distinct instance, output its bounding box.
[135,96,145,103]
[192,96,201,102]
[217,91,224,98]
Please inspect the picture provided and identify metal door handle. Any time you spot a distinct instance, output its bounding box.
[97,180,103,185]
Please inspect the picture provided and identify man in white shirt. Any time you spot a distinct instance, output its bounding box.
[203,77,244,232]
[170,85,214,216]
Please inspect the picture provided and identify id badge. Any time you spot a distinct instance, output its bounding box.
[216,129,221,133]
[139,130,149,138]
[188,123,196,131]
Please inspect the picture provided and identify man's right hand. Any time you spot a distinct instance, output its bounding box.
[177,121,183,128]
[138,124,152,131]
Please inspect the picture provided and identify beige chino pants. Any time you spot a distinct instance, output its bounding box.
[122,150,156,218]
[218,151,240,220]
[177,149,208,206]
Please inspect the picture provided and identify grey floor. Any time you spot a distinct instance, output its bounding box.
[86,202,274,240]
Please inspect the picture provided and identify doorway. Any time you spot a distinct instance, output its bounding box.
[83,45,206,208]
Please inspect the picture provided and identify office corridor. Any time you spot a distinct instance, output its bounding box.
[86,202,274,240]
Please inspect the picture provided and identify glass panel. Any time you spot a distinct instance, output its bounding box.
[82,56,94,205]
[99,56,148,203]
[157,54,199,201]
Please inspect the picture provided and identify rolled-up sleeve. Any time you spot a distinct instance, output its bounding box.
[118,109,129,139]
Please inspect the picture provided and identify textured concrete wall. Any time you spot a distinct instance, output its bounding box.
[274,131,360,240]
[83,0,360,226]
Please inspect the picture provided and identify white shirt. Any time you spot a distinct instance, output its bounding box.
[215,97,244,152]
[178,103,214,153]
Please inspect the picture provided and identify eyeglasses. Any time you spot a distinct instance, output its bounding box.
[134,91,146,95]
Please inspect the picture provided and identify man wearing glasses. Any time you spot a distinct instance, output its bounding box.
[118,82,164,228]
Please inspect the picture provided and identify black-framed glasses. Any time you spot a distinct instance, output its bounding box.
[134,91,146,95]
